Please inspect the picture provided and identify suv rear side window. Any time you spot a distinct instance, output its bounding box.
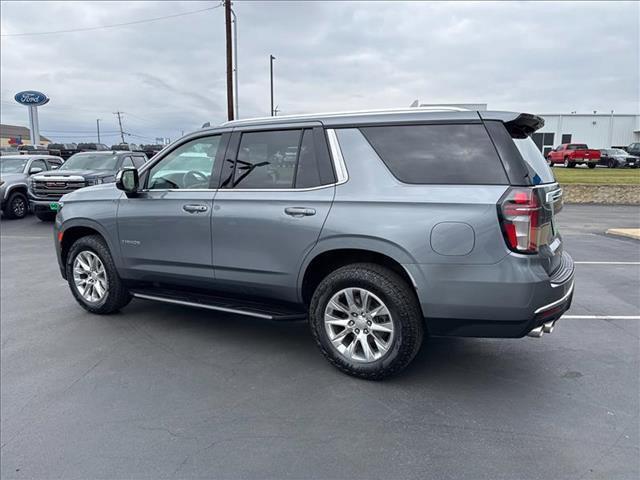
[360,124,508,185]
[232,130,301,189]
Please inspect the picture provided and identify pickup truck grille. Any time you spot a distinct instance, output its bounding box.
[32,179,86,200]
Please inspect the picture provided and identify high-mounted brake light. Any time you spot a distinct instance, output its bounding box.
[498,187,541,254]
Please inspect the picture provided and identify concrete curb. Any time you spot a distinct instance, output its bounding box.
[561,184,640,205]
[605,228,640,241]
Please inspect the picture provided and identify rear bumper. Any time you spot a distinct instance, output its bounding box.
[406,251,575,338]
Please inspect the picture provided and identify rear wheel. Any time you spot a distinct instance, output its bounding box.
[309,263,424,380]
[587,163,596,169]
[3,191,28,219]
[66,235,132,314]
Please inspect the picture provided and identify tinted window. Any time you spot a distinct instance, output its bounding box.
[47,158,63,170]
[513,137,555,184]
[561,134,572,144]
[30,159,47,172]
[568,144,587,150]
[232,130,301,189]
[121,156,134,168]
[148,136,220,190]
[295,130,321,188]
[132,156,146,169]
[360,124,508,185]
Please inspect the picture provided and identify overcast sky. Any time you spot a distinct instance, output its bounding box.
[1,1,638,144]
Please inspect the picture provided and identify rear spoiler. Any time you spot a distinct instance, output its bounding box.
[479,111,545,138]
[503,114,545,139]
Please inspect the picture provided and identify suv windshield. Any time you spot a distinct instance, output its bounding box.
[513,137,555,185]
[0,157,28,173]
[60,154,119,171]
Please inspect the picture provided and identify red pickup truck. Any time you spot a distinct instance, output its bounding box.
[547,143,600,168]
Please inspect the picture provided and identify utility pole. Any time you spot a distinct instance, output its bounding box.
[114,111,125,143]
[96,119,101,143]
[270,54,275,116]
[224,0,234,121]
[231,6,239,118]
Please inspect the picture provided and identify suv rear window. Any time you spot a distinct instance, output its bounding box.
[360,124,508,185]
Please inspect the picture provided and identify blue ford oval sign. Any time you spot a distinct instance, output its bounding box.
[14,90,50,107]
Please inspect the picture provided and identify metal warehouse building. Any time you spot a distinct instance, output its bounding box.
[415,102,639,156]
[535,113,640,156]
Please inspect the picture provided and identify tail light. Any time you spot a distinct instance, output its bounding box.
[498,187,541,254]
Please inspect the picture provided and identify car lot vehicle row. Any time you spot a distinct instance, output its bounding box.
[0,154,63,219]
[28,151,147,221]
[52,108,574,379]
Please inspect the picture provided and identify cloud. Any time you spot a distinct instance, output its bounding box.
[1,0,637,144]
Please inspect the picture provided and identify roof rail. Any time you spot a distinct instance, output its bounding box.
[220,106,471,126]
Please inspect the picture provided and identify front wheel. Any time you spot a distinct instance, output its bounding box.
[564,157,575,168]
[608,159,617,169]
[309,263,424,380]
[3,191,28,219]
[66,235,132,314]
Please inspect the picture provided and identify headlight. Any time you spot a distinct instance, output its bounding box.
[86,178,104,186]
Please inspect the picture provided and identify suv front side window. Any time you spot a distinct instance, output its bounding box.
[148,136,220,190]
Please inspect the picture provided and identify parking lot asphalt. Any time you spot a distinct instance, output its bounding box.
[1,204,639,480]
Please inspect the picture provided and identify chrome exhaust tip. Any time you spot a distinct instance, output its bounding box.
[527,326,544,338]
[542,321,555,334]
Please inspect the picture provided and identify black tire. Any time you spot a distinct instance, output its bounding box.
[3,191,28,219]
[608,159,616,169]
[547,157,554,167]
[35,211,56,222]
[587,163,596,169]
[309,263,424,380]
[65,235,132,314]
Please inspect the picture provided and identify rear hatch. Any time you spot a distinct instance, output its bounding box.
[483,114,565,277]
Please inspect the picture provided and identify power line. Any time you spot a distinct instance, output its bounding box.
[1,4,222,37]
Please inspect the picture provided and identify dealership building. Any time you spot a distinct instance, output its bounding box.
[0,123,51,147]
[415,103,640,156]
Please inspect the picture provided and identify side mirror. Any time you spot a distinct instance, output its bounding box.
[115,167,139,194]
[29,167,43,174]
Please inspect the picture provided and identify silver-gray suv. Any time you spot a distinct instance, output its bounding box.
[53,108,575,379]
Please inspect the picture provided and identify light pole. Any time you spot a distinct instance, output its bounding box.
[231,6,239,118]
[96,119,101,143]
[270,54,275,116]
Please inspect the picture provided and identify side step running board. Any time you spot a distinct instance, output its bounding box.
[131,290,307,321]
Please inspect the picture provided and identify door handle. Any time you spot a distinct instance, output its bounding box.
[183,204,208,213]
[284,207,316,217]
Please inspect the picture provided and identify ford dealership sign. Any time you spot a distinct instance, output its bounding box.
[14,90,49,107]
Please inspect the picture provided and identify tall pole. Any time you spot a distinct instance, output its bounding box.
[96,119,101,143]
[270,54,275,116]
[231,7,239,119]
[114,111,125,143]
[224,0,234,121]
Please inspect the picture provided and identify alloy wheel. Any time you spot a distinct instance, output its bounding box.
[73,250,109,303]
[324,287,395,363]
[11,197,26,218]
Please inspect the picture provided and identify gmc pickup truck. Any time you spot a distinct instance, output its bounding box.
[547,143,600,168]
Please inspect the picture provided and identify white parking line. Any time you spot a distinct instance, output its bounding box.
[574,261,640,265]
[563,315,640,320]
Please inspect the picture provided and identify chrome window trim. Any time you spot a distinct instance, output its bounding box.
[325,128,348,184]
[140,128,349,194]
